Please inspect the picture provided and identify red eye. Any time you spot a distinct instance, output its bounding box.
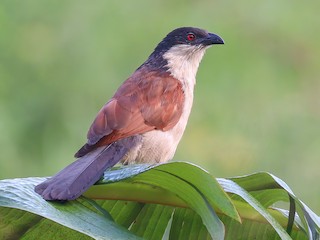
[187,33,196,41]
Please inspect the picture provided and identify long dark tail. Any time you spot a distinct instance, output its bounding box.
[35,142,131,201]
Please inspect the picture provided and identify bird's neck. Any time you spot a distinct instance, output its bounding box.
[163,45,208,89]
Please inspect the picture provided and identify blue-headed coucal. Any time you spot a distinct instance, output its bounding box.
[35,27,224,200]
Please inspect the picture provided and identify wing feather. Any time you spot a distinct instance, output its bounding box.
[75,67,184,157]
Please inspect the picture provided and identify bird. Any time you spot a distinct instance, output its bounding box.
[35,27,224,201]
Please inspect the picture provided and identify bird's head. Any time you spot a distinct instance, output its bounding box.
[145,27,224,84]
[156,27,224,52]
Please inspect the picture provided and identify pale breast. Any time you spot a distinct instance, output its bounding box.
[121,81,194,164]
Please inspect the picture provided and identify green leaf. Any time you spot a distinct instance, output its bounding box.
[98,162,239,221]
[130,204,174,239]
[97,200,145,228]
[92,162,240,239]
[169,208,211,240]
[230,172,320,239]
[127,165,225,239]
[0,178,140,240]
[0,162,319,240]
[270,174,320,239]
[155,162,240,221]
[218,178,292,239]
[0,207,93,240]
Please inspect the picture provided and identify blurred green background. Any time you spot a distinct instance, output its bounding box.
[0,1,319,213]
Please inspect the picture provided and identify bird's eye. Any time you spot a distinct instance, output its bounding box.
[187,33,196,41]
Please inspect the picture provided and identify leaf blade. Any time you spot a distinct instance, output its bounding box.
[219,178,292,240]
[0,178,140,240]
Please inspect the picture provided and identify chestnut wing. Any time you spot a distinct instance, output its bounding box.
[75,70,184,157]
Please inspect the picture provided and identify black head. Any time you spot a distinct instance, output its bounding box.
[142,27,224,71]
[154,27,224,54]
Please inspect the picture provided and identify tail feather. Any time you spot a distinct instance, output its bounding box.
[35,142,131,201]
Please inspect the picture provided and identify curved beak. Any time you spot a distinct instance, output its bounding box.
[203,33,224,46]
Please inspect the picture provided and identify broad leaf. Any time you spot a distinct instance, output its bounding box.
[0,178,140,240]
[0,162,319,240]
[229,172,320,239]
